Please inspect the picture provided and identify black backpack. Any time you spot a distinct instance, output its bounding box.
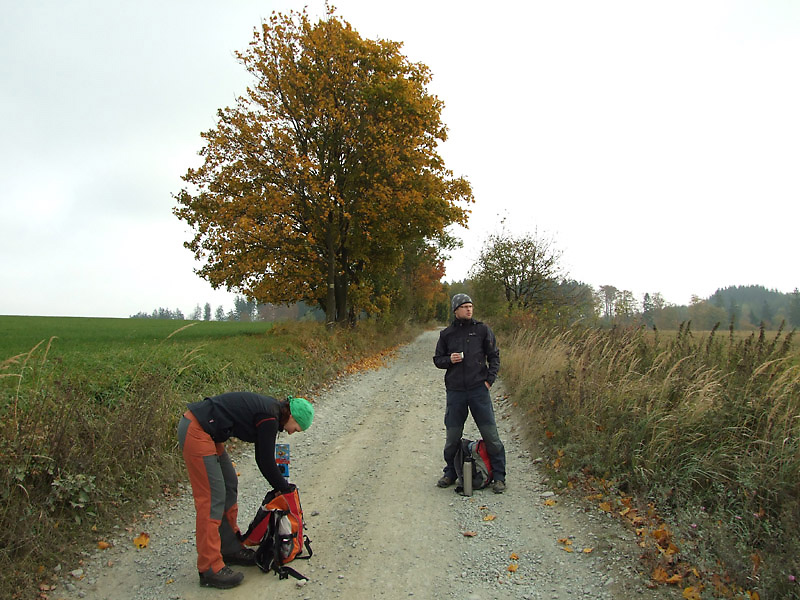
[454,438,493,494]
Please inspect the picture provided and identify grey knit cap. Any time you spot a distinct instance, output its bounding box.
[451,293,473,312]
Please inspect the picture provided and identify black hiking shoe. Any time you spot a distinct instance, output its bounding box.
[492,480,506,494]
[437,476,455,488]
[199,566,244,589]
[222,547,256,566]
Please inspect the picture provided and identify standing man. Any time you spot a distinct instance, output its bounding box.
[433,294,506,493]
[177,392,314,589]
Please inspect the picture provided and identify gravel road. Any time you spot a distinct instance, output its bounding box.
[57,330,677,600]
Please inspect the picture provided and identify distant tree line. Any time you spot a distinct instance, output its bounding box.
[442,228,799,332]
[130,297,324,322]
[130,307,186,320]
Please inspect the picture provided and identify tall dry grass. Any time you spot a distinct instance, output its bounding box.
[501,322,800,598]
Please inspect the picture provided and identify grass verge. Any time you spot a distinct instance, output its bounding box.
[499,321,800,599]
[0,317,420,600]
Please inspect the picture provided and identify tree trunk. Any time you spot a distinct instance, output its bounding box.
[335,274,348,324]
[325,229,337,328]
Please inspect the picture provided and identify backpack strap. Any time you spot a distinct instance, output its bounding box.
[276,564,308,580]
[295,535,313,560]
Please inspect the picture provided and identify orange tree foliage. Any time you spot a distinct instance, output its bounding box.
[174,8,472,325]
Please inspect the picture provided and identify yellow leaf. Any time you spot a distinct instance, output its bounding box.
[664,542,680,556]
[652,527,671,544]
[666,574,683,585]
[652,566,669,583]
[507,564,518,572]
[582,547,593,553]
[599,502,612,512]
[683,587,702,600]
[561,546,574,553]
[510,553,519,560]
[133,532,150,549]
[483,514,496,521]
[97,541,111,550]
[544,499,556,506]
[751,553,762,574]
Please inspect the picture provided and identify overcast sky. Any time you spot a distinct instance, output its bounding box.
[2,1,798,318]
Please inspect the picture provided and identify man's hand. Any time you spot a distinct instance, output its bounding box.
[450,352,463,364]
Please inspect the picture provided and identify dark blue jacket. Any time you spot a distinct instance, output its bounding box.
[433,318,500,391]
[187,392,291,493]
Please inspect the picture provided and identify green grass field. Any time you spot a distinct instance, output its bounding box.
[0,315,274,357]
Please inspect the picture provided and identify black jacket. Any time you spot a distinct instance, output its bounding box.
[187,392,291,493]
[433,318,500,391]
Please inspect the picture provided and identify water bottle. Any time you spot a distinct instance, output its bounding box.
[463,454,473,496]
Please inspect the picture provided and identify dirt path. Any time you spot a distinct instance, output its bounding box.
[58,330,676,600]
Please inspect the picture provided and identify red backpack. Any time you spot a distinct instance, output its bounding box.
[239,486,312,580]
[454,438,494,495]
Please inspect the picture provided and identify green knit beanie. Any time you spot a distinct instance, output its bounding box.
[289,397,314,431]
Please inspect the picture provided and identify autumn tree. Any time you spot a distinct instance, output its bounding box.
[470,230,565,311]
[174,8,471,325]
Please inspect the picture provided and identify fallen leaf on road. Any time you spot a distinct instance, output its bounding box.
[133,532,150,549]
[483,514,496,521]
[683,586,702,600]
[463,531,477,537]
[510,553,519,560]
[544,499,556,506]
[652,566,669,583]
[97,541,111,550]
[508,564,518,572]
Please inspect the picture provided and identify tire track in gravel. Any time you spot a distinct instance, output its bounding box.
[59,330,678,600]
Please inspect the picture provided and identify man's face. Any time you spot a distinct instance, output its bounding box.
[454,303,473,319]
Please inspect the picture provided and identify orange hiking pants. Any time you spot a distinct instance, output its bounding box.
[177,411,243,574]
